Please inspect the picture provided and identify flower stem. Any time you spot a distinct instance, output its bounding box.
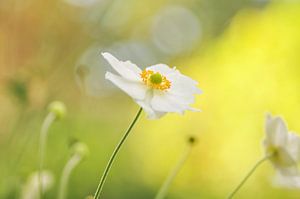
[226,155,272,199]
[154,141,194,199]
[58,154,82,199]
[38,112,56,199]
[93,107,143,199]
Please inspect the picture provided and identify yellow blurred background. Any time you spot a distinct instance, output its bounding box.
[1,0,300,198]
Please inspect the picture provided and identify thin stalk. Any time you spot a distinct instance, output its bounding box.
[154,144,193,199]
[226,155,272,199]
[58,154,82,199]
[93,108,143,199]
[38,112,56,199]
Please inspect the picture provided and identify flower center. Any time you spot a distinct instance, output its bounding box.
[140,70,171,91]
[150,73,162,84]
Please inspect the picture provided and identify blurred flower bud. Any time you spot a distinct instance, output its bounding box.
[84,195,94,199]
[21,170,54,199]
[188,136,197,145]
[71,142,89,158]
[48,101,67,120]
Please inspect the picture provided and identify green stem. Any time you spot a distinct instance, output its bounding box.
[58,154,82,199]
[226,155,272,199]
[38,112,56,199]
[93,107,143,199]
[154,144,193,199]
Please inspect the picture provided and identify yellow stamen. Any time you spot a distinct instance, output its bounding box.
[140,70,171,91]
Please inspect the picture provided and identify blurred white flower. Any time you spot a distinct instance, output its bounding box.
[102,52,202,119]
[273,172,300,189]
[21,170,54,199]
[263,114,300,176]
[228,115,300,198]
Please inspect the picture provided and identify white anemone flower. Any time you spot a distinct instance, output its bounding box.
[102,52,202,119]
[263,114,300,176]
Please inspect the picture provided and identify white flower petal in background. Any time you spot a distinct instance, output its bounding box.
[21,170,54,199]
[263,114,299,171]
[265,115,288,147]
[274,172,300,189]
[286,132,300,162]
[103,52,202,119]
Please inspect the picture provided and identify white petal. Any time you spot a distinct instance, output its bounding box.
[277,165,299,176]
[273,172,300,189]
[265,116,288,147]
[169,92,196,104]
[271,147,297,170]
[105,72,147,100]
[264,115,276,147]
[136,90,166,119]
[265,114,273,134]
[172,72,199,85]
[146,64,176,76]
[136,100,166,119]
[167,73,202,97]
[166,92,200,111]
[286,132,300,162]
[151,91,193,113]
[186,107,201,112]
[102,52,141,81]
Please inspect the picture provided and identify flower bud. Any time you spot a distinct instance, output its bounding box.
[48,101,66,120]
[71,142,89,158]
[188,136,197,145]
[21,170,54,199]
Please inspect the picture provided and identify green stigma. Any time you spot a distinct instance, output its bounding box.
[150,73,163,84]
